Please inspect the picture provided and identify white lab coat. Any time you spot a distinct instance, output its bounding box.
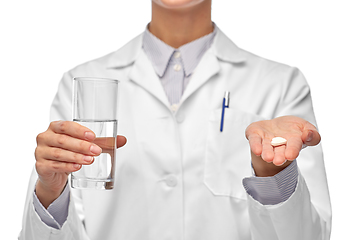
[19,28,331,240]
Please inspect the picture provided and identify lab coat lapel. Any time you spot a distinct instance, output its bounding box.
[107,33,169,107]
[128,49,169,107]
[180,28,246,105]
[181,49,220,104]
[107,28,246,108]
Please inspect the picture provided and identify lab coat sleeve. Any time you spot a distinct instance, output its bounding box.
[19,168,90,240]
[19,72,90,240]
[245,67,331,240]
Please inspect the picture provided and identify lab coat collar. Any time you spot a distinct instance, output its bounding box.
[125,42,222,109]
[212,29,247,64]
[107,26,247,69]
[106,33,144,69]
[128,49,170,107]
[107,27,247,108]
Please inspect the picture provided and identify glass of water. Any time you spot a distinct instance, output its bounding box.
[72,77,119,190]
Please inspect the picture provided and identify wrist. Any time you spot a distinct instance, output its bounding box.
[251,151,292,177]
[35,180,67,209]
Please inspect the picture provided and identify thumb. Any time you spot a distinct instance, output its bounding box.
[117,135,127,148]
[301,123,321,146]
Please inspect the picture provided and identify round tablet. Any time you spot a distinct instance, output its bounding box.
[271,137,287,147]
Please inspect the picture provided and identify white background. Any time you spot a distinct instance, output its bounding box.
[1,0,359,239]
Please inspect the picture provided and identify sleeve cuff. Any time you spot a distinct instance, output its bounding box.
[33,182,70,229]
[242,160,298,205]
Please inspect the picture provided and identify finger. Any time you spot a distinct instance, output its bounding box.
[261,138,275,163]
[273,145,287,166]
[36,158,82,174]
[93,137,116,151]
[302,129,321,147]
[92,135,127,150]
[40,147,94,165]
[301,121,321,146]
[47,132,102,156]
[284,136,302,160]
[117,135,127,148]
[247,134,262,156]
[49,121,96,141]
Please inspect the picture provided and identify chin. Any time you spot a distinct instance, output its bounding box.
[153,0,205,9]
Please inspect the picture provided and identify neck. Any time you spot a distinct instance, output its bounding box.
[149,0,213,48]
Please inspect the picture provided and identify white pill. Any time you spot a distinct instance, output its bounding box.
[271,137,287,147]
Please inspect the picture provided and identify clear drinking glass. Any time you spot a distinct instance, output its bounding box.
[71,77,119,190]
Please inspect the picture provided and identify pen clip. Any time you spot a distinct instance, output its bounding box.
[224,91,230,107]
[220,91,230,132]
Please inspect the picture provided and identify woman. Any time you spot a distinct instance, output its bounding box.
[19,0,331,239]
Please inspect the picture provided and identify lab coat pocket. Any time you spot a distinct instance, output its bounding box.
[204,109,265,200]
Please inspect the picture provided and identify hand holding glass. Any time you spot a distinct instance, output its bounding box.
[72,77,119,190]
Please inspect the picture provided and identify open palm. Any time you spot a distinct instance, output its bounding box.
[245,116,321,166]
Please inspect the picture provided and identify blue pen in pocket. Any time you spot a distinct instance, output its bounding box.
[220,91,230,132]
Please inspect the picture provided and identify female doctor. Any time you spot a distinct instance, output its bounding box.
[20,0,331,239]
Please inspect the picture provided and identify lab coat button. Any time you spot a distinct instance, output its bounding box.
[176,112,185,123]
[165,176,177,187]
